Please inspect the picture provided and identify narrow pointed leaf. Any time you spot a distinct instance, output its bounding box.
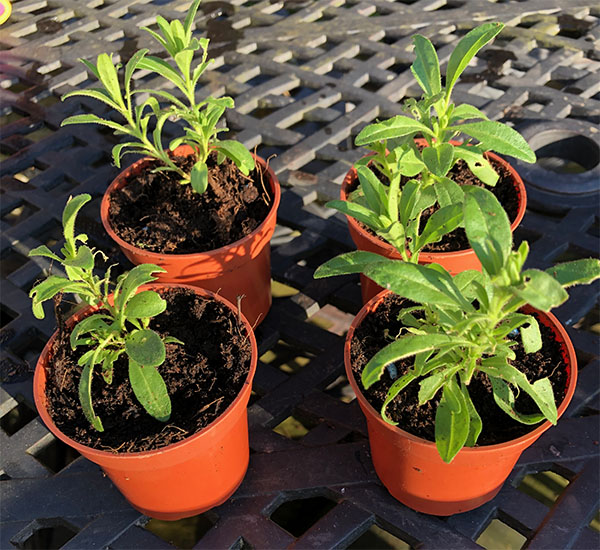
[61,114,129,134]
[416,203,463,250]
[460,383,482,446]
[512,269,568,311]
[29,245,61,262]
[490,377,546,425]
[449,104,488,124]
[422,143,454,177]
[381,372,418,424]
[357,165,388,215]
[362,334,458,388]
[520,318,542,353]
[435,378,470,463]
[114,264,165,311]
[454,145,498,186]
[96,53,123,106]
[453,121,536,163]
[79,364,104,431]
[545,259,600,287]
[355,116,433,146]
[190,161,208,193]
[445,22,504,97]
[326,199,381,229]
[433,177,463,208]
[214,140,255,175]
[61,88,121,110]
[411,34,441,96]
[314,251,390,279]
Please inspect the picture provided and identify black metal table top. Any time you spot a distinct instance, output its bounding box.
[1,1,599,549]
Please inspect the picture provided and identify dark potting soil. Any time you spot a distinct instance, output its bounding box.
[44,288,253,452]
[350,295,568,446]
[109,151,273,254]
[349,156,520,253]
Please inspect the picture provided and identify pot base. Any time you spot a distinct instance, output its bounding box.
[387,481,502,516]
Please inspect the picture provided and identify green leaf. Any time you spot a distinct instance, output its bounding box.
[78,364,104,431]
[169,19,186,51]
[61,114,130,134]
[214,140,255,175]
[355,116,434,146]
[125,290,167,320]
[29,245,61,262]
[460,382,482,446]
[411,34,441,96]
[445,22,504,98]
[112,142,145,168]
[454,145,499,186]
[357,165,388,216]
[190,161,208,193]
[453,269,484,296]
[184,0,202,38]
[362,334,459,388]
[70,314,112,349]
[141,26,169,52]
[463,186,511,276]
[545,259,600,287]
[480,358,557,424]
[433,177,463,208]
[63,246,94,270]
[493,313,533,339]
[125,329,166,367]
[418,367,456,403]
[80,58,100,80]
[326,199,382,229]
[490,377,546,425]
[128,358,171,422]
[435,377,470,463]
[397,147,425,177]
[398,179,420,227]
[114,264,166,312]
[520,318,542,353]
[29,277,89,319]
[512,269,569,311]
[174,48,194,75]
[416,203,463,250]
[314,251,390,279]
[363,261,467,308]
[449,104,489,124]
[61,88,121,111]
[137,56,187,94]
[422,143,454,178]
[62,194,91,250]
[453,121,536,163]
[381,371,418,424]
[96,53,123,107]
[124,48,148,97]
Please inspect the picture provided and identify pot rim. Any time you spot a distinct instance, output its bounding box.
[344,289,577,455]
[33,283,258,460]
[100,149,281,259]
[341,143,527,260]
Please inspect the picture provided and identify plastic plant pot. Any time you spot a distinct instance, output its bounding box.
[340,144,527,304]
[33,284,258,521]
[101,147,281,327]
[344,290,577,516]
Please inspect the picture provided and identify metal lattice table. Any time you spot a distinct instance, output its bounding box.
[1,1,599,548]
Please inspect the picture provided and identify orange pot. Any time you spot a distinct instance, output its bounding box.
[33,284,258,521]
[101,147,281,327]
[341,145,527,303]
[345,291,577,515]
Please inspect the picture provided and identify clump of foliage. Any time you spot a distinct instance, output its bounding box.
[30,194,181,431]
[316,187,600,462]
[61,0,254,194]
[328,22,535,262]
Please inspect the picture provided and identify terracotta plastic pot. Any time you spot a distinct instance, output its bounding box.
[341,144,527,303]
[344,290,577,516]
[33,284,258,521]
[101,147,281,327]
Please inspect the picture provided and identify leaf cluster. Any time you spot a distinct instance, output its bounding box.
[29,195,181,431]
[61,0,254,194]
[315,186,600,463]
[328,22,536,263]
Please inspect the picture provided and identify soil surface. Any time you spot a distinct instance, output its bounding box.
[44,288,253,452]
[109,151,273,254]
[350,295,568,446]
[349,155,520,253]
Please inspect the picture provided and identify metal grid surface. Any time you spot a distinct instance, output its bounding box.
[1,1,599,548]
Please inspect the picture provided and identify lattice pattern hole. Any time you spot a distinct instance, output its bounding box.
[475,518,527,550]
[517,469,571,508]
[0,248,29,278]
[0,398,37,436]
[260,340,314,375]
[145,511,218,548]
[347,523,411,549]
[324,374,355,403]
[272,412,317,440]
[270,495,337,537]
[27,433,80,474]
[535,134,599,174]
[12,518,79,550]
[2,201,40,225]
[0,303,18,328]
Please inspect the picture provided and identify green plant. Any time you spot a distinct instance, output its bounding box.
[315,187,600,463]
[61,0,254,194]
[328,22,535,262]
[29,194,182,431]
